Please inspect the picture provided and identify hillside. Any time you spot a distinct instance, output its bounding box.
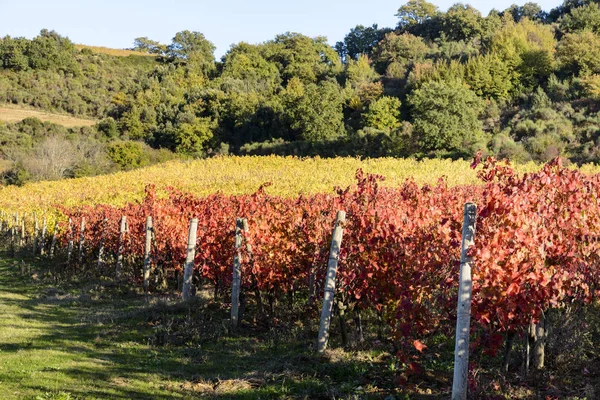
[2,2,600,172]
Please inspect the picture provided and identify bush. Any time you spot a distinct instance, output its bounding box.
[107,141,150,170]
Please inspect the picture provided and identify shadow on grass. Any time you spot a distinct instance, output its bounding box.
[0,254,404,400]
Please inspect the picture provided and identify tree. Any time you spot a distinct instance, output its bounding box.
[221,42,281,92]
[396,0,439,28]
[283,78,346,142]
[26,29,79,74]
[372,32,430,74]
[441,3,485,42]
[465,53,514,99]
[107,141,150,170]
[491,18,556,89]
[167,30,216,71]
[557,30,600,75]
[132,37,166,54]
[174,117,214,154]
[335,24,392,61]
[559,3,600,33]
[263,32,342,84]
[503,3,545,22]
[362,96,402,131]
[408,80,485,153]
[0,36,29,71]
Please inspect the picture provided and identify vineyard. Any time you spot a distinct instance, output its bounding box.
[1,156,600,398]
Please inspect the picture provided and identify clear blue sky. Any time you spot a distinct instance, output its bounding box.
[2,0,563,59]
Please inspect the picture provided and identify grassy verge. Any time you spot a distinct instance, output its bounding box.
[0,254,403,400]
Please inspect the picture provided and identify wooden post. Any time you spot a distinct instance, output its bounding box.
[32,213,38,256]
[20,217,25,247]
[67,218,74,263]
[10,215,16,257]
[49,230,57,259]
[231,218,247,329]
[78,218,86,264]
[143,216,153,294]
[116,216,127,279]
[533,312,546,370]
[451,203,477,400]
[182,218,198,301]
[96,218,107,269]
[40,216,47,255]
[317,210,346,354]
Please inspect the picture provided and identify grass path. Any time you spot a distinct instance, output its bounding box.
[0,256,397,400]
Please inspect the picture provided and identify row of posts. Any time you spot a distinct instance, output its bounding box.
[0,204,477,400]
[0,211,58,259]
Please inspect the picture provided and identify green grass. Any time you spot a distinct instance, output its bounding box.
[0,255,400,399]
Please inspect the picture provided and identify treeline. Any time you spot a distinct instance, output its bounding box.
[2,0,600,180]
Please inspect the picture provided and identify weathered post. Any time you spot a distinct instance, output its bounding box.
[20,217,25,247]
[49,230,57,259]
[182,218,198,301]
[143,216,153,294]
[67,218,74,263]
[451,203,477,400]
[78,218,86,264]
[231,218,247,329]
[40,216,47,255]
[10,214,16,257]
[97,218,108,269]
[116,216,127,279]
[32,213,39,256]
[317,210,346,354]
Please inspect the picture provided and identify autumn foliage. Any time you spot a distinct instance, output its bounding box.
[55,157,600,359]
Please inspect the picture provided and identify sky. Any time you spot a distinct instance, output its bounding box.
[1,0,564,59]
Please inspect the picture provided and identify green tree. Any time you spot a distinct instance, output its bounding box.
[362,96,402,131]
[0,36,29,71]
[132,37,166,54]
[441,3,485,42]
[283,78,346,142]
[464,53,514,99]
[396,0,439,28]
[408,80,485,153]
[559,3,600,33]
[167,30,216,71]
[221,42,281,92]
[174,116,214,154]
[491,18,556,89]
[27,29,79,74]
[263,33,342,84]
[372,32,430,74]
[334,24,392,61]
[557,30,600,75]
[107,141,150,170]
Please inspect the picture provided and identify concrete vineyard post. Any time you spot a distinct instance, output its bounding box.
[40,216,47,255]
[116,216,127,280]
[78,218,86,264]
[231,218,247,329]
[317,210,346,355]
[451,203,477,400]
[182,218,198,301]
[143,216,153,295]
